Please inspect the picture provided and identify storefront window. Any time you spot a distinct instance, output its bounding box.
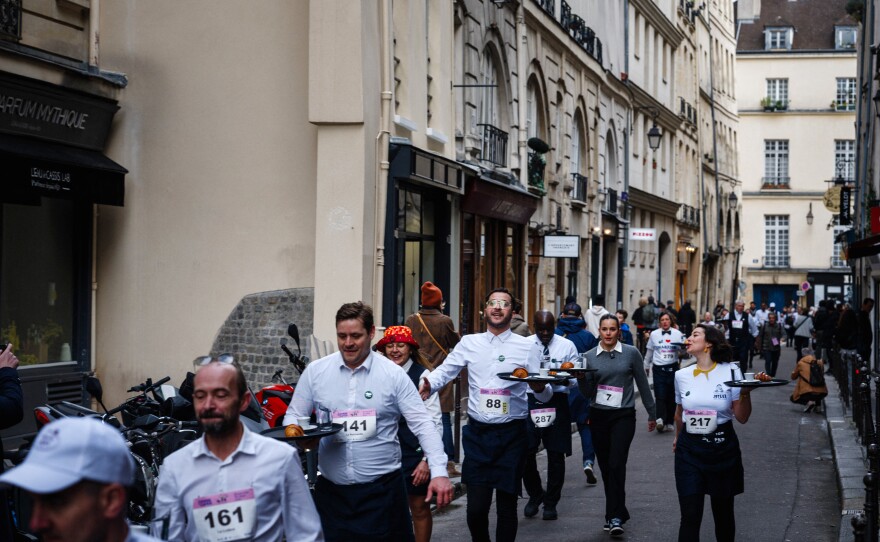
[1,199,76,365]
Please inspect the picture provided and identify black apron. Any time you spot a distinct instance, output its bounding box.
[675,421,744,498]
[462,418,527,495]
[526,392,573,455]
[315,470,414,542]
[398,362,430,496]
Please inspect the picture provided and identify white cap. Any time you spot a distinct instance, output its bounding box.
[0,417,134,494]
[769,302,776,308]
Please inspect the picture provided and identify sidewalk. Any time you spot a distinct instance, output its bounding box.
[823,369,869,542]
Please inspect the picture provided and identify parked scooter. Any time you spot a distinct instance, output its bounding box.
[256,324,310,428]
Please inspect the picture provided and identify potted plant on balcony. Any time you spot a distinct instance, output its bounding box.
[761,97,775,111]
[831,100,838,110]
[775,99,788,111]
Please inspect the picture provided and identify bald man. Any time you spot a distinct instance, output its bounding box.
[522,311,579,520]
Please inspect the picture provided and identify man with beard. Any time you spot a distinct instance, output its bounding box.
[152,359,323,541]
[420,288,552,542]
[285,302,452,541]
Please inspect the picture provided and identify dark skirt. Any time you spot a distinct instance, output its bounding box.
[315,470,414,542]
[675,421,744,498]
[462,418,527,495]
[400,445,430,496]
[526,392,573,456]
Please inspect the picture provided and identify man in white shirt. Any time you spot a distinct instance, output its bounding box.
[153,359,323,542]
[645,313,686,432]
[420,288,552,542]
[729,301,759,369]
[754,302,770,326]
[285,302,452,542]
[522,311,579,521]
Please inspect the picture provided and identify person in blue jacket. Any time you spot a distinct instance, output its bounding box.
[556,302,600,484]
[617,310,634,346]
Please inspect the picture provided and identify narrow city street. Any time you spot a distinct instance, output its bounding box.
[433,345,841,541]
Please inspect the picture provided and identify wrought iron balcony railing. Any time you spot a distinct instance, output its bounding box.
[0,0,22,40]
[763,255,790,268]
[534,0,554,16]
[761,176,791,188]
[602,188,618,215]
[477,123,508,167]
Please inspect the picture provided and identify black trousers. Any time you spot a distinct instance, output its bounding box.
[678,494,735,542]
[523,450,565,506]
[467,484,518,542]
[589,407,636,523]
[652,364,678,423]
[794,335,810,361]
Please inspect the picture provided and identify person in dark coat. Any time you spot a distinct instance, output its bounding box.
[858,298,875,362]
[510,297,531,337]
[677,301,696,338]
[835,304,858,351]
[0,345,23,542]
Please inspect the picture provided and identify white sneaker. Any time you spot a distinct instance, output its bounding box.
[656,418,665,432]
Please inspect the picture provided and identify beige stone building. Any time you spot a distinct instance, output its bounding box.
[0,0,739,446]
[736,0,858,308]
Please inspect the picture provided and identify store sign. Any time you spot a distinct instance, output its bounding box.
[543,235,580,258]
[840,187,852,225]
[0,72,119,151]
[629,228,657,241]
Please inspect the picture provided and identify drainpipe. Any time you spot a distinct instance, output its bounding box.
[621,0,630,310]
[89,1,99,372]
[373,0,393,327]
[89,0,99,67]
[516,2,530,312]
[705,5,722,305]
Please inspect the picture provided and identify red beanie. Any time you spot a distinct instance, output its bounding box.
[421,282,443,308]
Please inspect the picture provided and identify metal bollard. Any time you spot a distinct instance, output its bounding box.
[853,512,867,542]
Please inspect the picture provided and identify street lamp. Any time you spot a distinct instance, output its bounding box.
[646,123,662,151]
[728,191,738,211]
[806,202,814,225]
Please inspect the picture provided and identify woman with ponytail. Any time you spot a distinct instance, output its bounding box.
[673,323,752,542]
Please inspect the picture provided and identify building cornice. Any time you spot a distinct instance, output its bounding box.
[628,187,680,218]
[630,0,685,47]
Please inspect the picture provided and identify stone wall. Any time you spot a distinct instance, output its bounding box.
[212,287,318,389]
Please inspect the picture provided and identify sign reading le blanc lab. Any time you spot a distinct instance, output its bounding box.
[629,228,657,241]
[544,235,580,258]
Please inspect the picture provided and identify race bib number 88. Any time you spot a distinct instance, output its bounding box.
[479,388,511,416]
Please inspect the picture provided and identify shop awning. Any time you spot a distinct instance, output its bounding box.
[844,234,880,260]
[0,133,127,206]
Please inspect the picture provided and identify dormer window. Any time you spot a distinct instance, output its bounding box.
[835,26,858,49]
[765,27,793,50]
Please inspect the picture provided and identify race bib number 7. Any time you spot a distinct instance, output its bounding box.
[193,489,256,542]
[333,409,378,442]
[595,385,623,408]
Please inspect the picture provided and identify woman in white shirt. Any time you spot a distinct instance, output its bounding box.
[378,326,442,542]
[673,324,753,542]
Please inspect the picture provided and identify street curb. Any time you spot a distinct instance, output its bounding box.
[823,373,867,542]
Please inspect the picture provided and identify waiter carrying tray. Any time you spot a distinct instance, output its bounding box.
[420,287,552,542]
[285,301,452,542]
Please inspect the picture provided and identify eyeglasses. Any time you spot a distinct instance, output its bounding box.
[485,299,511,308]
[193,353,235,366]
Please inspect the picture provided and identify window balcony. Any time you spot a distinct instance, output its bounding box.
[763,255,790,268]
[761,177,790,189]
[572,173,588,203]
[477,123,508,167]
[0,0,21,40]
[534,0,554,16]
[601,187,618,215]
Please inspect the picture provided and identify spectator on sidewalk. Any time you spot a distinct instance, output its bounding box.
[793,307,815,361]
[632,298,648,355]
[835,304,858,356]
[617,310,634,346]
[510,297,532,337]
[405,281,462,478]
[584,294,611,337]
[790,349,827,413]
[677,301,696,338]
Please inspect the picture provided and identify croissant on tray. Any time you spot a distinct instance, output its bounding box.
[512,368,529,379]
[284,424,305,437]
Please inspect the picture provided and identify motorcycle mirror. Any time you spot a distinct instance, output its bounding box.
[287,324,300,344]
[85,376,103,402]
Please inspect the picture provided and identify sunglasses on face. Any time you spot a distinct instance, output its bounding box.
[486,299,511,308]
[193,353,235,366]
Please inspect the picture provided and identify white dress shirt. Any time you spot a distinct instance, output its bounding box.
[529,333,579,393]
[675,362,743,426]
[152,423,323,542]
[283,351,447,484]
[426,329,554,423]
[646,327,687,369]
